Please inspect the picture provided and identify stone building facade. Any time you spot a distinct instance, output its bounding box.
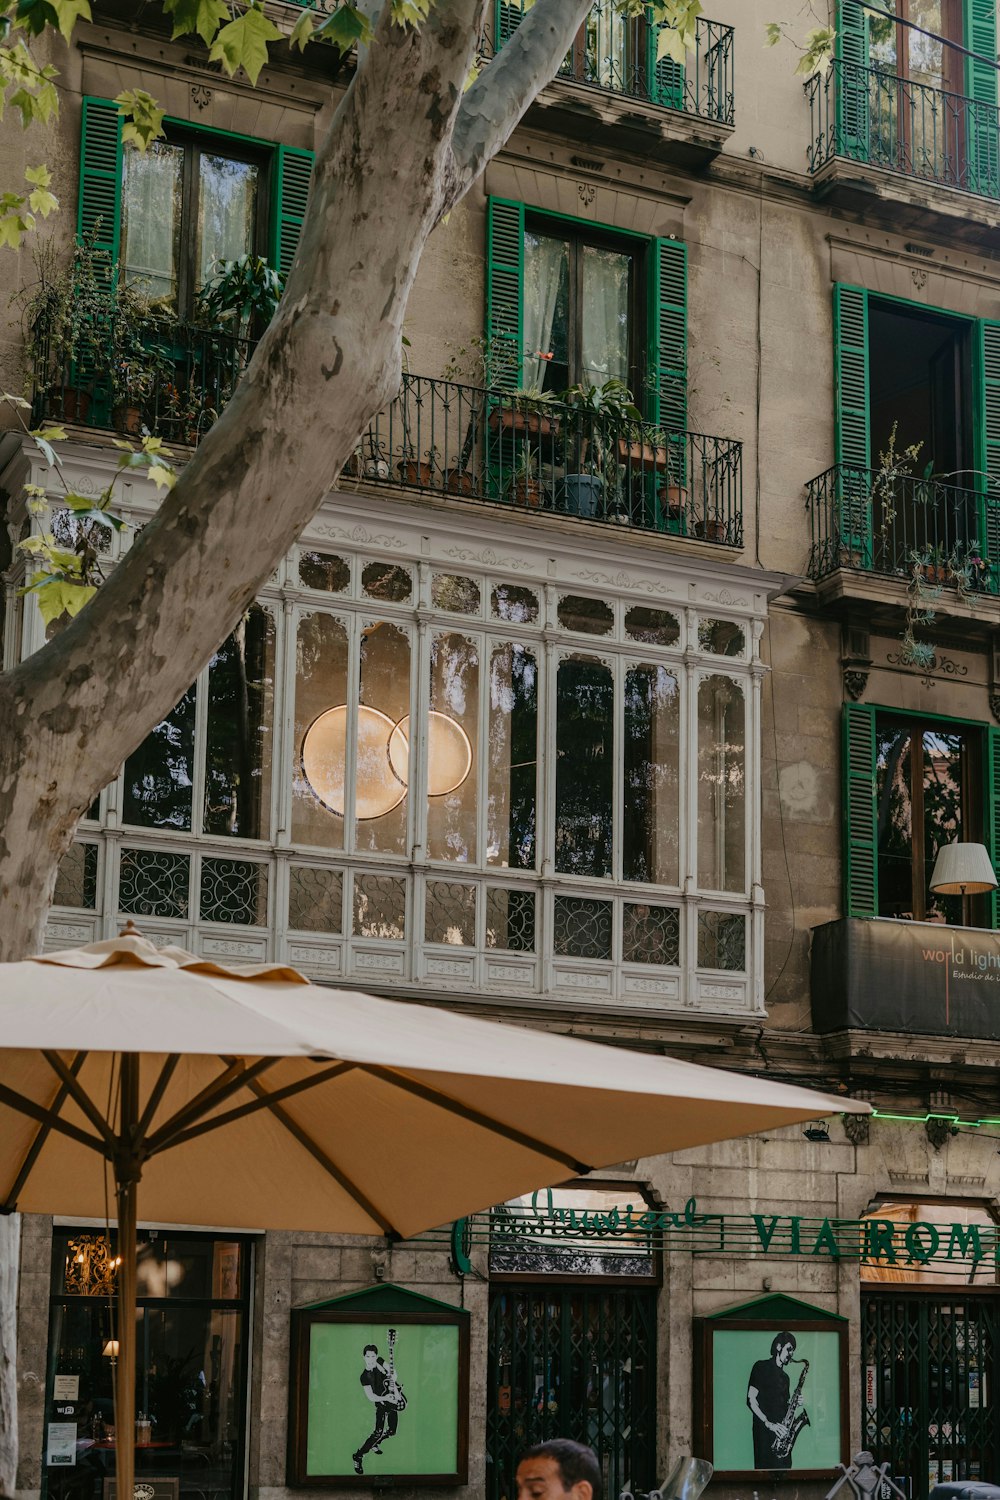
[5,1,1000,1500]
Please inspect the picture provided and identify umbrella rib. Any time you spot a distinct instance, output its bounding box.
[42,1050,116,1148]
[0,1080,108,1159]
[136,1054,181,1140]
[241,1077,401,1239]
[144,1056,279,1153]
[146,1062,356,1156]
[362,1065,592,1174]
[1,1052,87,1212]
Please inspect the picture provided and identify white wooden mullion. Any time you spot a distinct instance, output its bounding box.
[274,600,297,849]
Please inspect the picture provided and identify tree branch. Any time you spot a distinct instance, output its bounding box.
[448,0,593,206]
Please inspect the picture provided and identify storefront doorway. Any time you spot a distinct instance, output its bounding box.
[42,1228,253,1500]
[861,1201,1000,1500]
[485,1182,659,1500]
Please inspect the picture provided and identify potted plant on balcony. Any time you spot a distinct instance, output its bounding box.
[489,385,560,437]
[195,254,283,343]
[109,282,163,435]
[506,441,545,508]
[397,444,437,486]
[19,233,109,424]
[556,378,641,518]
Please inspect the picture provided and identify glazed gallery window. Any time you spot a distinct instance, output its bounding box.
[875,713,983,924]
[122,134,267,312]
[523,221,639,394]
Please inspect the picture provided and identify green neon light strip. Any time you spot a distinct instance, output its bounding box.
[872,1107,1000,1128]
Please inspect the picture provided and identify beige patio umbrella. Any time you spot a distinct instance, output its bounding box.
[0,931,867,1500]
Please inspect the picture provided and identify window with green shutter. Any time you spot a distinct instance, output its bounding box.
[77,100,314,312]
[846,705,1000,928]
[975,319,1000,576]
[645,7,684,109]
[835,0,869,159]
[832,283,873,566]
[964,0,999,197]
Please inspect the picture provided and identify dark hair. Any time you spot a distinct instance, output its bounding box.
[518,1440,602,1500]
[363,1344,378,1356]
[771,1332,796,1358]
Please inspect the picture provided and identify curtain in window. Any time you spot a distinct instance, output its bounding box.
[122,142,183,304]
[581,244,630,386]
[197,155,259,288]
[524,232,567,389]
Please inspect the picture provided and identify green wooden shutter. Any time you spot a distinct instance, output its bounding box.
[833,283,873,566]
[78,97,123,265]
[486,197,524,389]
[843,702,878,919]
[836,0,869,160]
[648,237,687,493]
[493,0,525,50]
[975,319,1000,586]
[987,727,1000,928]
[271,146,314,279]
[964,0,999,197]
[645,10,685,110]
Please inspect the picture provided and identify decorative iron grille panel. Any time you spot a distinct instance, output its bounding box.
[697,910,745,971]
[353,873,406,939]
[118,847,190,919]
[54,842,99,910]
[426,881,477,945]
[199,858,268,926]
[862,1291,1000,1500]
[288,865,343,933]
[485,888,536,952]
[553,896,613,960]
[487,1284,657,1500]
[622,903,679,965]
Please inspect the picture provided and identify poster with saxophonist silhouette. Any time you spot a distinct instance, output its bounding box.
[699,1318,847,1476]
[290,1300,470,1486]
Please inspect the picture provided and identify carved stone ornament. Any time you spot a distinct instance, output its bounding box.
[990,692,1000,724]
[843,667,869,701]
[577,183,596,206]
[842,1112,870,1147]
[925,1116,955,1151]
[191,84,212,110]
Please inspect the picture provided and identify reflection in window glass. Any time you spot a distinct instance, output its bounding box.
[581,243,630,387]
[485,888,536,951]
[362,561,411,603]
[204,605,275,839]
[876,720,969,923]
[123,684,197,830]
[426,632,479,862]
[432,574,481,614]
[697,675,745,892]
[357,622,411,856]
[488,643,537,869]
[625,606,680,646]
[492,584,539,624]
[557,594,614,634]
[197,154,259,289]
[299,552,350,592]
[122,141,183,304]
[698,618,745,657]
[292,612,349,849]
[624,665,679,885]
[556,656,613,878]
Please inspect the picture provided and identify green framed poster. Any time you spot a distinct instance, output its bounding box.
[694,1294,849,1481]
[288,1284,470,1487]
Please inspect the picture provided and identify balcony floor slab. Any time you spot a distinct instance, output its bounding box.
[812,157,1000,246]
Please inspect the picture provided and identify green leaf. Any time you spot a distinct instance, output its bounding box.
[2,391,31,408]
[31,577,96,625]
[208,5,281,84]
[313,3,372,51]
[162,0,228,44]
[47,0,90,40]
[146,462,175,490]
[63,493,126,528]
[764,21,782,46]
[116,88,165,150]
[25,162,56,215]
[288,7,313,50]
[390,0,430,26]
[656,23,685,64]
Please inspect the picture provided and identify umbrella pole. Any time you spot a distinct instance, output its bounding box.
[115,1053,140,1500]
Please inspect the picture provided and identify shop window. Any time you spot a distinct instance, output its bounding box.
[44,1229,251,1500]
[122,133,267,315]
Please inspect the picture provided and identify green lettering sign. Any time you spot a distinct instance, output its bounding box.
[810,1219,841,1258]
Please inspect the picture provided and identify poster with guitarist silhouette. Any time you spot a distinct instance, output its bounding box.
[352,1330,407,1475]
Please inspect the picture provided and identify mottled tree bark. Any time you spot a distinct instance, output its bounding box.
[0,0,592,1487]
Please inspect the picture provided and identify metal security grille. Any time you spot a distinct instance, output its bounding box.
[486,1283,657,1500]
[862,1291,1000,1499]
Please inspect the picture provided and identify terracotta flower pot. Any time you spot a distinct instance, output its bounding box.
[51,387,91,423]
[397,458,435,486]
[511,478,545,508]
[445,468,474,496]
[113,405,143,436]
[618,438,669,470]
[489,407,556,438]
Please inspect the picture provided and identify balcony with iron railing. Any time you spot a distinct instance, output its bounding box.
[805,60,1000,230]
[32,328,744,547]
[486,4,734,165]
[805,462,1000,602]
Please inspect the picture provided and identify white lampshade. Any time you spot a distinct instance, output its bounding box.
[929,841,998,895]
[389,711,473,797]
[102,1339,119,1358]
[301,705,407,820]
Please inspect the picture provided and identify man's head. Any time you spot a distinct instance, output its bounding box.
[771,1332,796,1367]
[516,1441,602,1500]
[363,1344,379,1370]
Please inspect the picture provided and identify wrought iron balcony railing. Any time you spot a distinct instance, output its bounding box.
[806,59,1000,200]
[488,4,734,126]
[806,463,999,594]
[351,374,743,543]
